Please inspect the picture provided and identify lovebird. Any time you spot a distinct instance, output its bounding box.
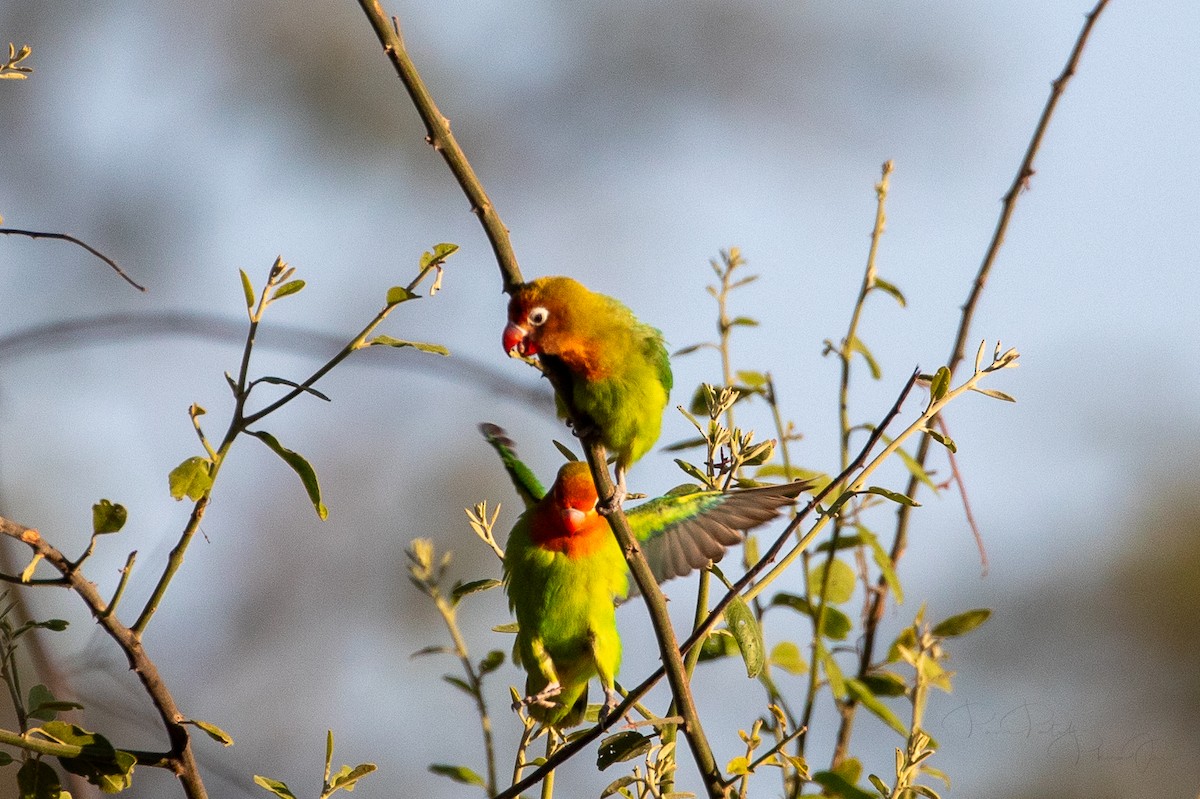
[484,424,812,728]
[502,276,672,505]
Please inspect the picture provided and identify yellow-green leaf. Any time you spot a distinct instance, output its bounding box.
[92,499,127,534]
[168,456,213,501]
[248,430,328,520]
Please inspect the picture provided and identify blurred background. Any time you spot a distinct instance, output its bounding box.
[1,1,1198,797]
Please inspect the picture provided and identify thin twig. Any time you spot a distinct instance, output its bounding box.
[841,0,1111,763]
[355,2,524,293]
[935,415,988,576]
[803,160,893,758]
[0,227,146,292]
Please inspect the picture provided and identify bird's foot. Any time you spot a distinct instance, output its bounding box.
[596,486,626,516]
[513,682,563,712]
[597,688,621,723]
[597,470,628,516]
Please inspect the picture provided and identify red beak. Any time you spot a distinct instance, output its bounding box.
[561,507,587,533]
[503,322,536,356]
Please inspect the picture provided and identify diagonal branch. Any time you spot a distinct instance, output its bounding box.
[836,0,1112,766]
[0,516,206,798]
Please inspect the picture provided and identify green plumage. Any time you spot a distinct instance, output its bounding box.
[484,425,813,727]
[503,276,672,479]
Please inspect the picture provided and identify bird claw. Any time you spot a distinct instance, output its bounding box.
[597,688,621,723]
[596,487,626,516]
[597,470,628,515]
[513,682,563,712]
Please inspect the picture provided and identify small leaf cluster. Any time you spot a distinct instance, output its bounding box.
[256,731,375,799]
[0,43,32,79]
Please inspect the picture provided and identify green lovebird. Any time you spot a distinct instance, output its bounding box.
[502,276,672,503]
[483,424,813,728]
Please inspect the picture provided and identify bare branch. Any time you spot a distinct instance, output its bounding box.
[0,227,146,292]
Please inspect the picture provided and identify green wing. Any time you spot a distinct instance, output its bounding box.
[628,480,815,583]
[479,423,545,508]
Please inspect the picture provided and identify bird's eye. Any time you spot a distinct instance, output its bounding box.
[528,307,550,326]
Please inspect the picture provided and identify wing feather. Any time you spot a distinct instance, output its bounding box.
[629,479,816,584]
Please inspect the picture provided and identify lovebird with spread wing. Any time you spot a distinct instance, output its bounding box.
[482,424,814,728]
[502,276,671,504]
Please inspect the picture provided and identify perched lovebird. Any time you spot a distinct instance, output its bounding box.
[484,424,813,727]
[502,276,672,506]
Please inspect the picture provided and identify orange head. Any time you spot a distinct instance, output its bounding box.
[550,461,600,534]
[503,277,589,358]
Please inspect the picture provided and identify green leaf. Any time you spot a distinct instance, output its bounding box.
[42,721,136,792]
[850,336,882,380]
[248,430,328,520]
[271,279,305,300]
[186,718,234,746]
[367,335,450,356]
[330,763,377,791]
[240,269,255,309]
[597,731,652,771]
[931,608,991,638]
[860,670,907,697]
[601,774,638,798]
[868,773,892,795]
[730,316,759,327]
[736,370,768,388]
[889,441,939,493]
[726,755,751,776]
[922,427,957,453]
[168,456,213,502]
[255,376,331,402]
[491,622,519,634]
[451,578,501,605]
[910,785,943,799]
[429,764,484,787]
[254,775,298,799]
[442,675,472,695]
[91,499,127,535]
[725,595,765,678]
[697,629,739,662]
[769,641,807,675]
[820,644,847,698]
[864,486,920,507]
[17,758,61,799]
[887,627,918,663]
[755,464,830,487]
[36,619,69,632]
[845,678,908,736]
[27,685,82,721]
[478,649,505,675]
[386,286,417,305]
[420,242,460,269]
[929,366,951,402]
[872,277,907,307]
[410,645,450,658]
[809,558,856,604]
[810,770,876,799]
[0,750,12,766]
[673,458,709,484]
[660,436,707,453]
[970,386,1016,403]
[857,525,904,605]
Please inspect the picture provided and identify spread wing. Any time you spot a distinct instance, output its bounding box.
[627,480,815,583]
[479,423,545,508]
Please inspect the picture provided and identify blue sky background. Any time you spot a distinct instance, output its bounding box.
[1,2,1198,797]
